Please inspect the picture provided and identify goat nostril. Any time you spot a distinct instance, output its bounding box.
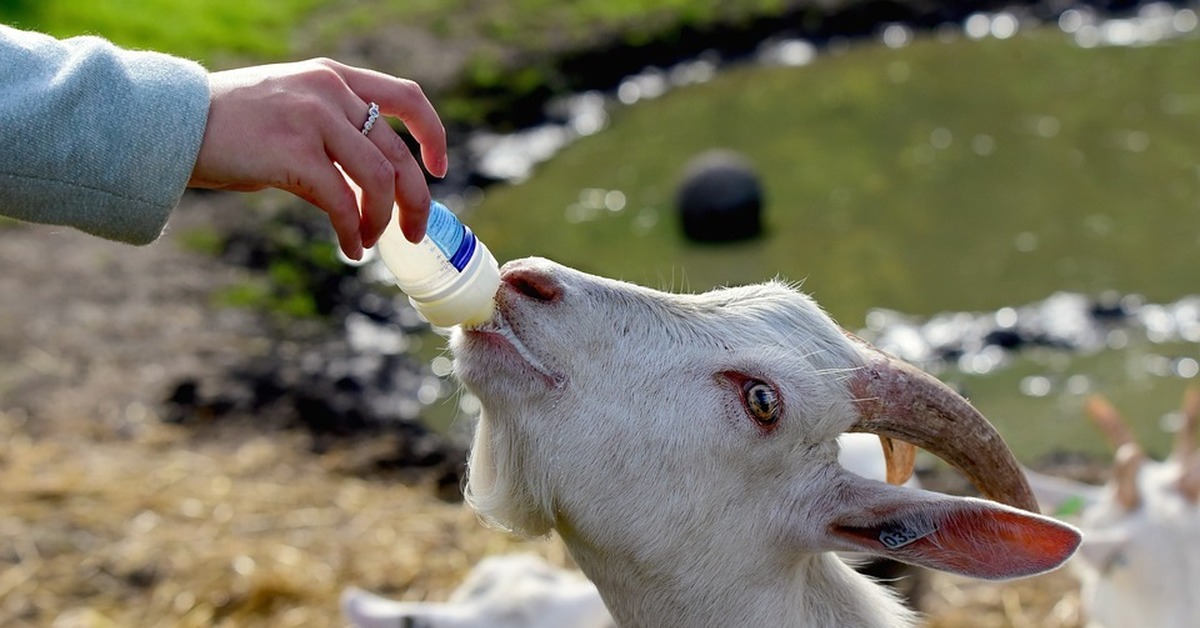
[505,269,562,303]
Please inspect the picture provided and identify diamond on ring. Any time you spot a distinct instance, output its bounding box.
[361,102,380,136]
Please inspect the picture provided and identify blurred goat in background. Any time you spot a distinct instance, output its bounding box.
[1026,388,1200,628]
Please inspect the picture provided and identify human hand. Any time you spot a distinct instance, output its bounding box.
[188,58,448,260]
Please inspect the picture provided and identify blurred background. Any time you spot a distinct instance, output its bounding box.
[1,1,1198,626]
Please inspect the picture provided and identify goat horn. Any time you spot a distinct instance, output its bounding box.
[879,436,917,486]
[1081,395,1144,509]
[1172,387,1200,463]
[1179,454,1200,504]
[1113,442,1144,511]
[846,343,1038,513]
[1084,395,1136,450]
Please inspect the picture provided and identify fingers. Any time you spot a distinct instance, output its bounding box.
[313,59,445,245]
[358,112,432,246]
[324,123,394,249]
[335,62,448,179]
[380,128,432,245]
[297,162,366,260]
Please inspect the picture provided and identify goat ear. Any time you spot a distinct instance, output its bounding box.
[823,474,1081,581]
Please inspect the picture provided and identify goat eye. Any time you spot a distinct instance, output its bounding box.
[743,381,780,425]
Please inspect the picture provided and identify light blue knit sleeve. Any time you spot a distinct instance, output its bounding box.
[0,25,211,245]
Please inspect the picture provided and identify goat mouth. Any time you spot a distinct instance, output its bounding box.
[464,311,563,386]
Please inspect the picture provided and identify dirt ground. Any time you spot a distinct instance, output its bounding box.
[0,192,1088,627]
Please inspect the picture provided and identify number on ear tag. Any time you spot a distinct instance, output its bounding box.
[877,519,937,549]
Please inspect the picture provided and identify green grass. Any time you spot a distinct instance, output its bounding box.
[1,0,793,65]
[468,0,787,46]
[0,0,331,64]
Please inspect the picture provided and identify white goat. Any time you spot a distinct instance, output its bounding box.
[448,256,1080,628]
[341,553,614,628]
[1025,388,1200,628]
[342,434,919,628]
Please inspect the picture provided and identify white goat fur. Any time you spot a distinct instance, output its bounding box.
[450,257,1075,628]
[341,554,614,628]
[1026,391,1200,628]
[341,434,911,628]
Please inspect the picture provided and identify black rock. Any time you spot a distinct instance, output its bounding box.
[676,149,765,243]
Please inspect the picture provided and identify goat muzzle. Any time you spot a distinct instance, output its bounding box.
[846,342,1040,513]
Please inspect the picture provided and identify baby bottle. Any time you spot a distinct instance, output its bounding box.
[375,200,500,327]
